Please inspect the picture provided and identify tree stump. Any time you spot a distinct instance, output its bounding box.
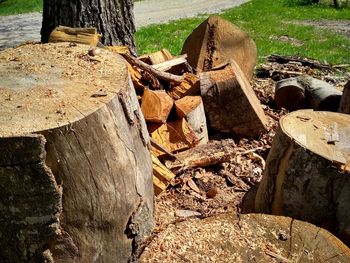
[0,43,154,262]
[140,213,350,262]
[255,109,350,245]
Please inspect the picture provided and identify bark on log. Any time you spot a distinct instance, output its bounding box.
[339,80,350,114]
[181,15,257,80]
[140,213,350,262]
[0,43,154,262]
[255,110,350,245]
[200,59,268,137]
[175,96,208,145]
[275,77,306,111]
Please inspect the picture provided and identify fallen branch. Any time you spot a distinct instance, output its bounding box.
[122,54,184,84]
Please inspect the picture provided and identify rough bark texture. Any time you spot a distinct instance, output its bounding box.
[181,15,257,80]
[200,59,267,137]
[141,213,350,262]
[0,43,154,263]
[339,80,350,114]
[255,110,350,245]
[41,0,136,51]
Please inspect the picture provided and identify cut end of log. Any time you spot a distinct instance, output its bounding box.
[141,89,174,123]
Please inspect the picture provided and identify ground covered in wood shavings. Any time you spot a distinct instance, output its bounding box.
[138,60,350,262]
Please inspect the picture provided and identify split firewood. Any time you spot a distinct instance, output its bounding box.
[200,59,268,137]
[182,15,257,80]
[122,54,184,84]
[152,154,176,195]
[168,73,200,100]
[141,89,174,123]
[138,48,173,65]
[175,96,208,144]
[49,26,101,46]
[127,63,145,90]
[140,213,350,263]
[255,109,350,245]
[105,45,131,55]
[339,80,350,114]
[275,76,342,111]
[150,119,199,157]
[152,54,188,72]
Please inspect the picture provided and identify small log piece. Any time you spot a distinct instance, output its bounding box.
[200,59,268,137]
[255,110,350,245]
[140,213,350,263]
[0,43,154,262]
[339,80,350,114]
[168,73,200,100]
[141,89,174,123]
[152,54,188,72]
[138,48,173,65]
[175,96,208,144]
[181,15,257,80]
[49,26,101,46]
[151,119,199,157]
[275,77,306,111]
[105,45,131,55]
[152,154,176,195]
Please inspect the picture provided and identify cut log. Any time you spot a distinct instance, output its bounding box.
[275,76,342,111]
[152,54,188,72]
[49,26,101,46]
[168,73,200,100]
[152,154,176,195]
[255,110,350,245]
[141,89,174,123]
[275,77,306,111]
[339,80,350,114]
[150,119,199,157]
[138,48,173,65]
[140,213,350,263]
[0,43,154,262]
[200,59,268,137]
[105,45,131,55]
[175,96,208,145]
[181,15,257,80]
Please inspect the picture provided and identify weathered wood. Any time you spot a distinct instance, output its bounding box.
[339,80,350,114]
[152,154,176,195]
[255,110,350,245]
[105,45,131,55]
[0,43,154,262]
[175,96,208,145]
[168,73,200,100]
[182,15,257,80]
[140,213,350,262]
[48,26,101,46]
[275,77,306,111]
[152,55,188,72]
[141,89,174,123]
[200,59,268,137]
[150,119,199,157]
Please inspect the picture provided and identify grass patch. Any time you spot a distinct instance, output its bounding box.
[136,0,350,65]
[0,0,42,16]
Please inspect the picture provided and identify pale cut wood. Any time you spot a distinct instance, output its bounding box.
[127,62,145,90]
[141,89,174,123]
[200,59,268,137]
[152,154,176,195]
[151,119,199,157]
[0,43,154,262]
[152,54,187,72]
[339,80,350,114]
[139,48,173,65]
[181,15,257,80]
[105,45,131,55]
[255,110,350,246]
[141,213,350,263]
[168,73,200,100]
[175,96,208,145]
[49,26,101,46]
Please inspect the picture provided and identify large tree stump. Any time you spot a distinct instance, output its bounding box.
[255,109,350,245]
[0,43,154,262]
[140,213,350,262]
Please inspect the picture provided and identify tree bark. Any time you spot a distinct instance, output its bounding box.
[0,43,154,262]
[255,109,350,246]
[41,0,136,51]
[339,80,350,114]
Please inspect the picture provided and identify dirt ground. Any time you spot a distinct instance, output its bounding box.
[297,19,350,39]
[137,58,350,261]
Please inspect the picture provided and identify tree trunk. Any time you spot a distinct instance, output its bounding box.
[41,0,136,51]
[255,109,350,245]
[0,43,154,262]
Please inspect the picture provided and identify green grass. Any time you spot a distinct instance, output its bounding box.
[0,0,42,16]
[135,0,350,65]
